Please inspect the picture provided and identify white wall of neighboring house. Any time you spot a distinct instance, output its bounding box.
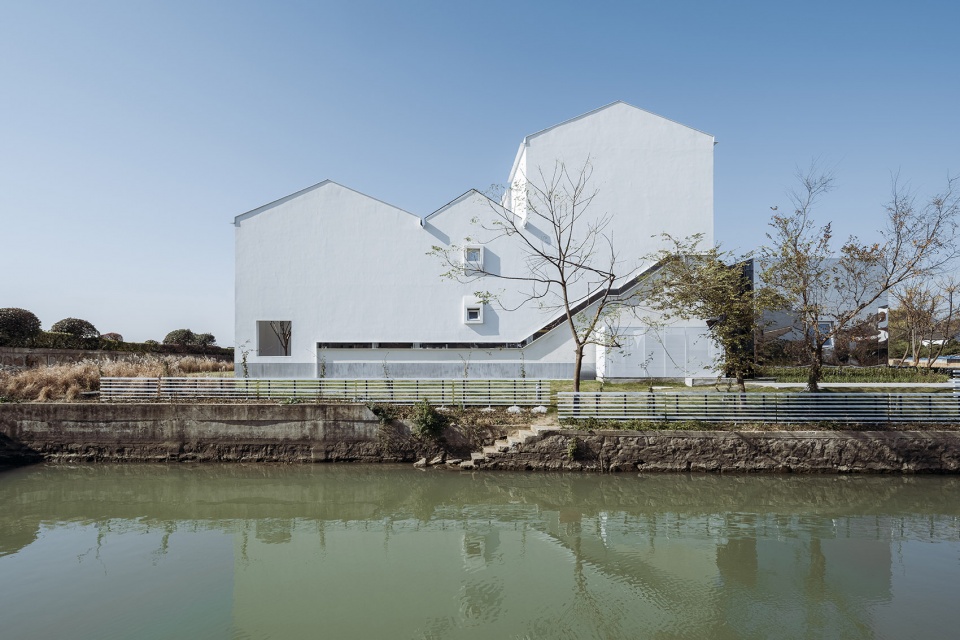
[234,102,717,379]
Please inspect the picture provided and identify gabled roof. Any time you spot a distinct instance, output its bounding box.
[233,179,420,227]
[507,100,714,186]
[422,189,503,223]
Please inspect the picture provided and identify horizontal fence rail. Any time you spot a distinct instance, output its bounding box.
[100,377,546,406]
[558,392,960,423]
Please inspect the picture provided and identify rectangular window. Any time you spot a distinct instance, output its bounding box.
[817,321,834,348]
[257,320,292,356]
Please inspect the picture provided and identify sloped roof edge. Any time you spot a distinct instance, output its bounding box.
[422,189,502,223]
[507,100,715,186]
[233,180,420,227]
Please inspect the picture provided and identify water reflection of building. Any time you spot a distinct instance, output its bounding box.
[3,468,957,639]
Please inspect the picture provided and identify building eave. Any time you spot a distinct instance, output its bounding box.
[233,180,421,227]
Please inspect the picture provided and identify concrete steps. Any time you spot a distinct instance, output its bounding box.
[460,424,560,469]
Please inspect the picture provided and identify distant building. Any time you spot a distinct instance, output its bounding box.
[234,102,717,379]
[756,258,890,366]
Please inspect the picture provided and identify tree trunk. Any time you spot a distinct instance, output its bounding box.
[573,345,585,392]
[735,371,746,393]
[807,344,823,393]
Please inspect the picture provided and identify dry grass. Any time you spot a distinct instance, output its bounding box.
[0,355,233,402]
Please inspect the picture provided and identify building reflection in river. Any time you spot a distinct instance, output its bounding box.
[1,465,958,639]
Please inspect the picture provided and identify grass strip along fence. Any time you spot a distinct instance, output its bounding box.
[558,392,960,423]
[100,377,547,406]
[758,366,951,384]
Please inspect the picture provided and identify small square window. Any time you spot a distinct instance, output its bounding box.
[463,245,483,271]
[464,304,483,324]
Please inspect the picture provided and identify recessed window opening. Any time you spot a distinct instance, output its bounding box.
[464,303,484,325]
[463,245,484,271]
[258,320,292,356]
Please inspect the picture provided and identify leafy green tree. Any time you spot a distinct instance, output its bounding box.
[640,234,778,392]
[0,308,42,346]
[51,317,99,340]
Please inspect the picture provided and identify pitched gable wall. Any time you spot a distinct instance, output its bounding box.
[511,103,714,268]
[234,104,716,378]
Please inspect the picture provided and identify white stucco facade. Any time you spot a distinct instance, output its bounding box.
[234,102,717,379]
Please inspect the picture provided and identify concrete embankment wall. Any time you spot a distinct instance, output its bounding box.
[2,403,960,472]
[484,430,960,473]
[0,403,467,465]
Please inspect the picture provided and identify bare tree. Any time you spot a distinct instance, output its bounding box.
[890,278,959,367]
[760,168,959,391]
[430,161,631,391]
[269,321,292,356]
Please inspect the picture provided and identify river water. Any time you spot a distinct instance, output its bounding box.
[1,464,958,640]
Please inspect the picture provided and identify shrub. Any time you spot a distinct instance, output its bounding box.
[100,332,123,342]
[411,399,449,440]
[195,333,216,347]
[51,318,99,339]
[0,308,42,346]
[162,329,219,348]
[163,329,196,346]
[32,331,81,349]
[367,403,396,425]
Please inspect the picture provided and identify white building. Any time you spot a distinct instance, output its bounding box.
[234,102,718,379]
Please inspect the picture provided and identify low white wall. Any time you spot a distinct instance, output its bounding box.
[598,327,717,380]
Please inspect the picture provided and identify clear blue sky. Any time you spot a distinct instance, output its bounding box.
[2,0,957,345]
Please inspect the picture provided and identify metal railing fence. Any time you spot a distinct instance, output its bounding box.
[558,392,960,423]
[100,377,546,406]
